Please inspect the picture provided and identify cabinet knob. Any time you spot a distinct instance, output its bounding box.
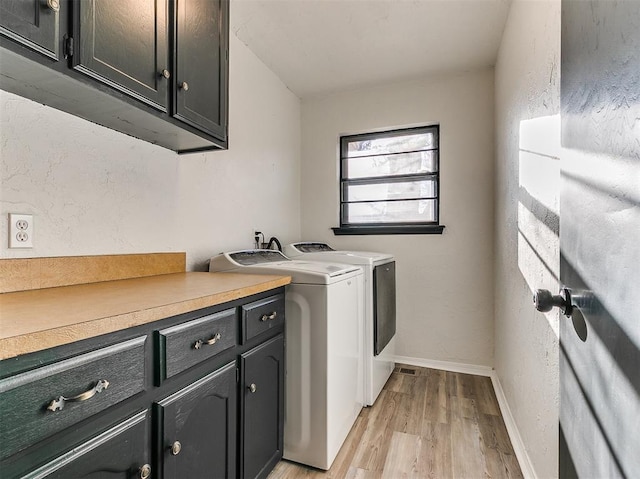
[248,383,257,393]
[180,81,189,91]
[171,440,182,456]
[139,464,151,479]
[47,0,60,12]
[160,69,170,79]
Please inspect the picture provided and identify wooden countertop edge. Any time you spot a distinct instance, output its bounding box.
[0,274,291,361]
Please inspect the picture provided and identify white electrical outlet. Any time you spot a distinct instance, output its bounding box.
[9,213,34,248]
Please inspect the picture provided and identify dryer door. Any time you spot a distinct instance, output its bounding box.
[373,261,396,355]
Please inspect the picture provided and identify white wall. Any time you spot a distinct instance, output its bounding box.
[300,70,495,367]
[0,34,301,270]
[494,1,560,477]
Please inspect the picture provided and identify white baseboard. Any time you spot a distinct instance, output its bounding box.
[392,355,536,479]
[392,354,494,376]
[489,372,537,479]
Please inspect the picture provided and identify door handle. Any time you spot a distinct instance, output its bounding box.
[533,288,573,317]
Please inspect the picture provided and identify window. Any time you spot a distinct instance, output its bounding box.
[332,125,445,235]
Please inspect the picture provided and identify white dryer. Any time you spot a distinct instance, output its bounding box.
[284,242,396,406]
[209,250,364,470]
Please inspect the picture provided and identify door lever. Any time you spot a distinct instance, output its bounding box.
[533,288,573,317]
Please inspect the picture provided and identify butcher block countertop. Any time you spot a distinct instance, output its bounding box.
[0,253,291,360]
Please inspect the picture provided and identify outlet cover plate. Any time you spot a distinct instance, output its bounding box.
[9,213,33,248]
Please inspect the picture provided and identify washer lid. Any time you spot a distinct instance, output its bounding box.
[284,243,393,265]
[209,250,361,284]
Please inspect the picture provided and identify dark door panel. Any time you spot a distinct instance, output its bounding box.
[374,261,396,355]
[241,335,284,479]
[74,0,169,110]
[174,0,228,140]
[157,362,237,479]
[0,0,60,60]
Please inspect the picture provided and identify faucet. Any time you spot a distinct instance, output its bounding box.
[266,236,282,252]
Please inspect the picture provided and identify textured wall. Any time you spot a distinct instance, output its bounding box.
[0,35,301,270]
[300,69,495,367]
[494,1,560,477]
[560,0,640,476]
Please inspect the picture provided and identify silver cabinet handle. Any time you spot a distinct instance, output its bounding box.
[248,383,257,393]
[160,69,170,79]
[260,312,277,322]
[194,332,221,350]
[139,464,151,479]
[47,379,109,412]
[171,440,182,456]
[47,0,60,12]
[180,81,189,91]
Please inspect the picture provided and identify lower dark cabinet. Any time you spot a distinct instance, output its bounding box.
[0,289,286,479]
[156,361,237,479]
[241,334,285,479]
[25,410,151,479]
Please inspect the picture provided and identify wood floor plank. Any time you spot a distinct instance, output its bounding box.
[477,413,524,479]
[474,375,501,416]
[268,366,523,479]
[381,431,423,478]
[450,396,489,478]
[421,421,452,478]
[325,415,370,478]
[352,390,397,472]
[423,368,449,424]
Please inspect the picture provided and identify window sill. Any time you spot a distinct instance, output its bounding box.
[332,225,445,235]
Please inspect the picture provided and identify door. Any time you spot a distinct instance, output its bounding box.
[174,0,228,141]
[156,362,237,479]
[73,0,169,110]
[0,0,61,60]
[559,1,640,477]
[240,335,284,479]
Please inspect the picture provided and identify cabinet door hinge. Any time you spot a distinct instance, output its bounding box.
[63,35,74,58]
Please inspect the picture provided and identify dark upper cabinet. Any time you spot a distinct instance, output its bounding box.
[240,335,285,479]
[174,0,228,141]
[0,0,61,60]
[157,361,237,479]
[0,0,229,152]
[73,0,169,111]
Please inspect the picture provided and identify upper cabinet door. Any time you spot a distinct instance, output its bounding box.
[174,0,228,141]
[74,0,169,111]
[0,0,61,60]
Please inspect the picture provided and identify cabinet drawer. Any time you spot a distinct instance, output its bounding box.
[23,410,151,479]
[241,294,285,343]
[0,336,146,461]
[157,308,236,382]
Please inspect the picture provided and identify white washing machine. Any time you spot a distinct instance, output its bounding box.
[284,242,396,407]
[209,250,364,470]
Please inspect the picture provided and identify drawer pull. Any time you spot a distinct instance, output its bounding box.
[46,379,110,412]
[260,312,277,322]
[248,383,257,393]
[139,464,152,479]
[194,332,222,350]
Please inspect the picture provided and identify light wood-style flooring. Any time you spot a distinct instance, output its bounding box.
[268,364,523,478]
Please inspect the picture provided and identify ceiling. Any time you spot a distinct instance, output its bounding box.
[231,0,512,98]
